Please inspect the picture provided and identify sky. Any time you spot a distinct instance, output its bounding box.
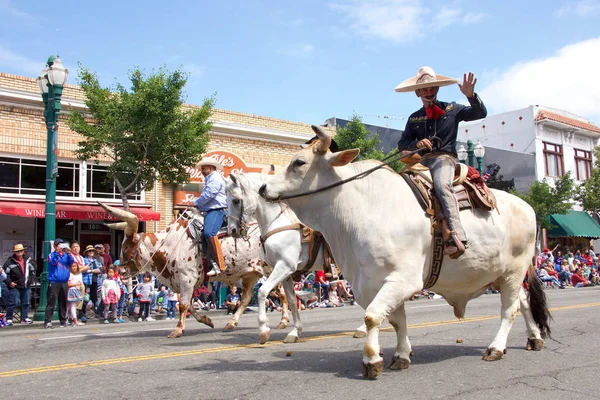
[1,0,600,131]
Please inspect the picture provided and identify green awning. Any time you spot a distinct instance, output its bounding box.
[546,210,600,239]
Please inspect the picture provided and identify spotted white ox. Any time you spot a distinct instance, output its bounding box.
[99,203,290,338]
[259,126,551,380]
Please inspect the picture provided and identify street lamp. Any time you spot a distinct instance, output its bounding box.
[457,144,468,164]
[473,140,486,175]
[33,56,68,321]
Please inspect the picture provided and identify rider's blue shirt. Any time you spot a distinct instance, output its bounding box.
[194,171,227,212]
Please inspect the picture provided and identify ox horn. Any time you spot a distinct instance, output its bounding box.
[104,222,128,231]
[311,125,331,153]
[97,201,139,237]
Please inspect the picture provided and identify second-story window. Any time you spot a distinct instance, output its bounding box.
[86,164,141,200]
[543,142,564,177]
[574,149,592,180]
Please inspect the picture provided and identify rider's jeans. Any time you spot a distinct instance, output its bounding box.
[419,155,467,243]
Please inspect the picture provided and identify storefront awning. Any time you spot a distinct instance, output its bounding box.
[0,201,160,221]
[546,210,600,239]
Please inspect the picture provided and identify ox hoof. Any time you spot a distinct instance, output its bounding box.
[482,348,504,361]
[167,329,183,339]
[362,359,384,380]
[387,355,411,370]
[258,329,271,345]
[283,334,299,344]
[275,321,288,330]
[223,322,238,331]
[353,329,367,339]
[526,338,544,351]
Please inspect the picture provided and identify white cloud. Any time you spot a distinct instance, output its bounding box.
[0,45,42,76]
[282,43,314,58]
[329,0,484,43]
[479,37,600,123]
[0,0,40,21]
[555,0,600,17]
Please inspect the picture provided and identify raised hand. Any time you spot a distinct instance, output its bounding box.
[458,72,477,98]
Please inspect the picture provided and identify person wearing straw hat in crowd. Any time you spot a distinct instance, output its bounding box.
[3,243,37,325]
[396,66,487,259]
[194,157,228,277]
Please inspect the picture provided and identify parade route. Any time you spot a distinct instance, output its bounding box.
[1,288,599,399]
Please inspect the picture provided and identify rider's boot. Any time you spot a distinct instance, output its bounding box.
[206,236,225,277]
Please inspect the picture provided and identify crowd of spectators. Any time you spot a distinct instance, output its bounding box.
[535,245,599,288]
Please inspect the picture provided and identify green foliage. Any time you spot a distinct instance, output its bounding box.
[334,114,403,172]
[68,64,214,209]
[576,146,600,213]
[512,172,575,229]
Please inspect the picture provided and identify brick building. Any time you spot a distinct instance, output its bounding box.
[0,72,329,265]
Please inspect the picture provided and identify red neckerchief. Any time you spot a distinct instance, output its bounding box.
[425,103,445,120]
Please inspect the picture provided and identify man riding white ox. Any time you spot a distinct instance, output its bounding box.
[258,123,550,379]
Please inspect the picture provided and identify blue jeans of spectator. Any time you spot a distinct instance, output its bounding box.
[558,271,570,283]
[167,300,177,318]
[150,291,158,310]
[541,276,562,287]
[6,287,30,321]
[314,282,330,301]
[117,292,128,317]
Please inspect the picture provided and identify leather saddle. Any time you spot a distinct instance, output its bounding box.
[401,162,497,241]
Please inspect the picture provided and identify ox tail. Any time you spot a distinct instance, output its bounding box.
[526,263,552,338]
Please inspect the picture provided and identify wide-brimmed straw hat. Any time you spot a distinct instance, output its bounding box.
[196,157,224,170]
[394,66,459,93]
[84,245,96,253]
[12,244,25,252]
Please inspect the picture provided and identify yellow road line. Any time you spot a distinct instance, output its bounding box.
[1,301,598,378]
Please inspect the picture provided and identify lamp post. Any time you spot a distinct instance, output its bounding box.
[474,140,486,175]
[33,56,68,321]
[457,144,468,164]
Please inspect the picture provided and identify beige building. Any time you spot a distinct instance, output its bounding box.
[0,72,331,264]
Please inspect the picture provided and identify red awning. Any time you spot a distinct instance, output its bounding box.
[0,201,160,221]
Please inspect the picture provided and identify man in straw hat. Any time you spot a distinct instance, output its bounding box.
[396,67,487,258]
[3,243,37,325]
[194,157,228,277]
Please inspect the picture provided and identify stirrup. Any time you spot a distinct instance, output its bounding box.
[443,238,467,259]
[206,263,221,277]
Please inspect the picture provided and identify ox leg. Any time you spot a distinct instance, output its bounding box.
[387,303,413,370]
[275,285,290,329]
[518,287,544,351]
[168,302,188,339]
[224,274,260,331]
[362,275,419,380]
[483,282,521,361]
[257,261,292,344]
[282,278,302,343]
[188,302,215,329]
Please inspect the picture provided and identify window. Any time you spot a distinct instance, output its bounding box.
[86,164,141,200]
[0,157,80,197]
[543,142,564,177]
[574,149,592,180]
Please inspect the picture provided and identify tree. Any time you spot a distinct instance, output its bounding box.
[68,64,214,210]
[576,146,600,213]
[335,114,404,172]
[512,172,575,251]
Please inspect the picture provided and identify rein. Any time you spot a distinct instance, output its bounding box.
[271,147,426,201]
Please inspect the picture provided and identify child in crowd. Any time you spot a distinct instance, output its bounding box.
[328,282,345,307]
[101,267,120,323]
[137,272,155,322]
[115,266,128,323]
[167,288,178,320]
[67,263,85,326]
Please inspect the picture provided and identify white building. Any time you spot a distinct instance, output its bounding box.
[458,106,600,183]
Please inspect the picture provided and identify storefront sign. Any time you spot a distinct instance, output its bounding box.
[0,201,160,221]
[175,151,273,206]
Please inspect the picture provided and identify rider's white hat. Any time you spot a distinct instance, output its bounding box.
[395,66,459,93]
[196,157,223,170]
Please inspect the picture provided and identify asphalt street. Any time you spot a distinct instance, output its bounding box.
[1,287,599,400]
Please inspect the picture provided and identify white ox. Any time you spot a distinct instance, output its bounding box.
[99,203,290,338]
[258,126,550,379]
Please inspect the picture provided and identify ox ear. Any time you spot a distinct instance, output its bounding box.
[328,149,360,167]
